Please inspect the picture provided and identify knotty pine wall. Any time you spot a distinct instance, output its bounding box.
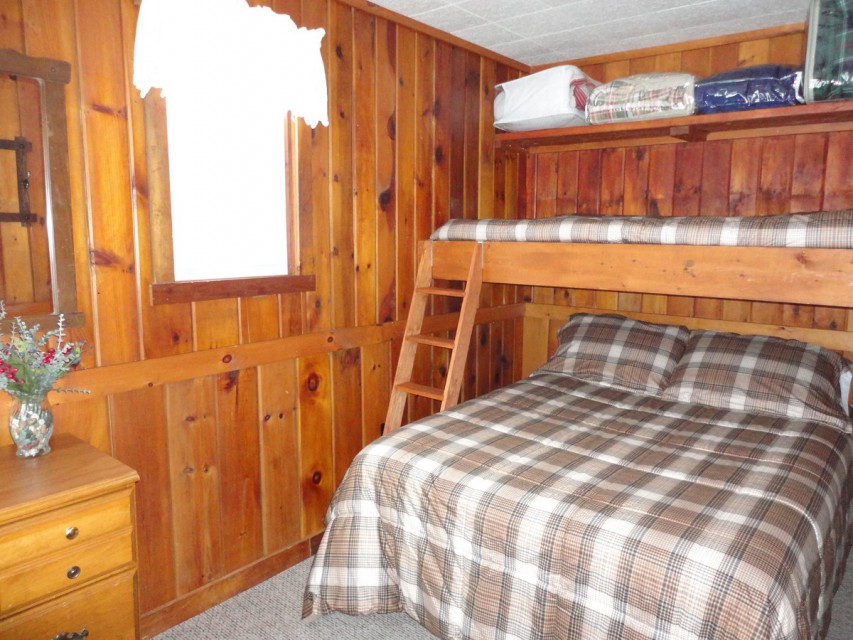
[0,0,524,635]
[516,25,853,356]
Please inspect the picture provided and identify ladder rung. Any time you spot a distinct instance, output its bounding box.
[395,381,445,401]
[406,334,455,349]
[415,286,465,298]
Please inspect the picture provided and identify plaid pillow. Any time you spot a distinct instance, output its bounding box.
[661,330,852,432]
[536,313,689,395]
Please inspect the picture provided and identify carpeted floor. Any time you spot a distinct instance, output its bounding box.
[154,554,853,639]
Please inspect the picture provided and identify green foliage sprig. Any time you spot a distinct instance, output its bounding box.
[0,302,88,401]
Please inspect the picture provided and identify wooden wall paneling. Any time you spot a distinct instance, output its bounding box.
[298,353,334,537]
[758,136,802,326]
[577,149,602,214]
[598,148,625,311]
[476,59,499,400]
[361,340,390,443]
[448,46,466,220]
[215,368,263,573]
[51,393,111,452]
[353,10,378,328]
[601,60,630,83]
[273,0,302,19]
[824,131,853,210]
[301,0,333,333]
[532,154,556,305]
[241,296,282,343]
[194,299,240,349]
[709,43,739,74]
[410,34,435,421]
[757,136,795,215]
[329,2,356,330]
[629,54,657,75]
[463,51,480,220]
[429,40,454,413]
[700,140,749,320]
[75,0,140,365]
[721,137,763,323]
[165,377,223,595]
[790,133,828,212]
[700,141,732,215]
[0,1,32,306]
[109,386,177,612]
[415,33,436,249]
[478,59,497,220]
[673,144,703,216]
[768,32,805,65]
[396,26,417,326]
[651,146,694,316]
[375,17,397,325]
[332,347,363,485]
[680,48,712,78]
[259,359,301,553]
[738,38,771,67]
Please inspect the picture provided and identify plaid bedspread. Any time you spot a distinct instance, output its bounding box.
[303,373,853,640]
[429,210,853,248]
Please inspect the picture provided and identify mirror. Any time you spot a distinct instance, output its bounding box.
[0,49,79,328]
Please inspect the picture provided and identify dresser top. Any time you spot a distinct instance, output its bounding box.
[0,434,139,522]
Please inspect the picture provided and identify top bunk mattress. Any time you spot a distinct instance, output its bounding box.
[430,209,853,248]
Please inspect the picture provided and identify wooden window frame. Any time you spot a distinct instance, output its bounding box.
[144,92,314,305]
[0,49,81,329]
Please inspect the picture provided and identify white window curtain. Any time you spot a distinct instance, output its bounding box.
[133,0,328,281]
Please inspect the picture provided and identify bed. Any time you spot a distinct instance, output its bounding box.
[303,211,853,640]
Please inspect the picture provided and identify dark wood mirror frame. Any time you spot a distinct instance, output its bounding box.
[0,49,80,329]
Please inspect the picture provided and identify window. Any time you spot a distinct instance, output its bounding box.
[133,0,327,299]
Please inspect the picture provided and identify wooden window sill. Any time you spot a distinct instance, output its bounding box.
[150,274,315,305]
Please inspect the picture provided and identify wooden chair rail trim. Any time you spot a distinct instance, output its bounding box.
[40,304,524,406]
[150,275,316,305]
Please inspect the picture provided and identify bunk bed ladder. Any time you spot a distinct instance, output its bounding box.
[384,242,484,434]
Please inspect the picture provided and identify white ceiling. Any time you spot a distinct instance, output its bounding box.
[368,0,813,67]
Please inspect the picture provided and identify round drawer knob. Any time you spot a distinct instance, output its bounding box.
[65,526,79,540]
[66,565,81,580]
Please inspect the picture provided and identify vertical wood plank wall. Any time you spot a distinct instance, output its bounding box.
[2,0,850,635]
[0,0,523,634]
[519,26,853,355]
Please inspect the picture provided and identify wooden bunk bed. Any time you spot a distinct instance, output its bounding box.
[305,213,853,640]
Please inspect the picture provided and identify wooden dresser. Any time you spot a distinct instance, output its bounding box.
[0,434,140,639]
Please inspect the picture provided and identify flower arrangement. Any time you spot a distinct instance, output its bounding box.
[0,302,86,401]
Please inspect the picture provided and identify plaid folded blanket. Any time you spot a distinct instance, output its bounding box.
[587,73,696,124]
[430,210,853,248]
[304,373,853,640]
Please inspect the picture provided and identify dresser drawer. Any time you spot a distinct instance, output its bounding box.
[0,492,132,572]
[0,529,134,615]
[0,569,137,640]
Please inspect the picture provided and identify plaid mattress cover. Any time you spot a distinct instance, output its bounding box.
[303,373,853,640]
[429,210,853,248]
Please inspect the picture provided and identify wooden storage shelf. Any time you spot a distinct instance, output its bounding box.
[495,100,853,151]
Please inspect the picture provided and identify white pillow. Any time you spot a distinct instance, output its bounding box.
[841,368,852,416]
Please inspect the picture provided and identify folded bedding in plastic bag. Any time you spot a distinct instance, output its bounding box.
[586,73,696,124]
[694,65,804,114]
[493,65,599,132]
